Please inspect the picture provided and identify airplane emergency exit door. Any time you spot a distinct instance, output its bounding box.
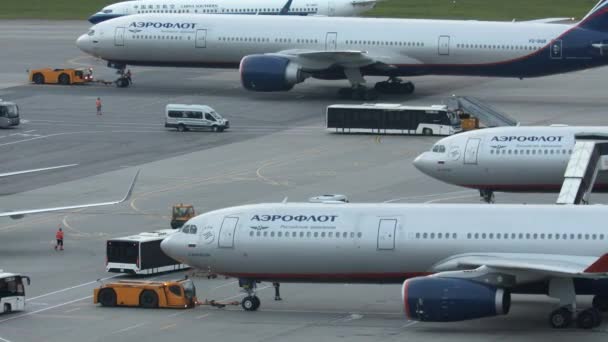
[218,217,239,248]
[114,27,125,46]
[377,219,397,250]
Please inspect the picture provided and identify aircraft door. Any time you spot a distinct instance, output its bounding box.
[114,27,125,47]
[550,39,562,59]
[438,35,450,56]
[377,219,397,250]
[325,32,337,51]
[195,29,207,48]
[464,138,481,165]
[218,216,239,248]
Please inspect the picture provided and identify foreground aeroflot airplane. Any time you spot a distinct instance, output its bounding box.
[77,0,608,98]
[160,202,608,329]
[0,168,138,219]
[414,126,608,202]
[89,0,376,23]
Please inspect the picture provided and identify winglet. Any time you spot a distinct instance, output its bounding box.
[585,253,608,273]
[119,169,140,203]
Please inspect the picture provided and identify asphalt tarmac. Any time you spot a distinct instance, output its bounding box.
[1,20,608,342]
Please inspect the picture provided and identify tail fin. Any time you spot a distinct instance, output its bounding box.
[579,0,608,30]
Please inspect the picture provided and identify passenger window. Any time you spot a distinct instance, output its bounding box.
[169,285,182,296]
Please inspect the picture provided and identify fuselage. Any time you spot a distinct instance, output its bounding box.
[414,126,608,192]
[89,0,374,23]
[76,13,608,78]
[160,202,608,289]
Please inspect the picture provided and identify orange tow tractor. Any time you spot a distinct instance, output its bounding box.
[29,68,93,85]
[94,277,197,309]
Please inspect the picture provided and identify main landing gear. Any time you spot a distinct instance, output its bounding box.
[479,189,495,204]
[374,77,415,95]
[547,278,604,329]
[239,279,260,311]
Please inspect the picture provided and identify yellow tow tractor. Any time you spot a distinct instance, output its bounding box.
[171,204,195,229]
[28,68,93,85]
[94,277,197,309]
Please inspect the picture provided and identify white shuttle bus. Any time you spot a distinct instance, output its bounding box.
[326,104,462,136]
[0,270,30,314]
[0,99,19,128]
[106,230,188,275]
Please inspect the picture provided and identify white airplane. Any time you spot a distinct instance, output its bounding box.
[413,126,608,203]
[89,0,377,23]
[160,201,608,329]
[77,0,608,98]
[0,167,139,219]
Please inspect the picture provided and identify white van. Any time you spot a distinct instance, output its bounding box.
[165,104,229,132]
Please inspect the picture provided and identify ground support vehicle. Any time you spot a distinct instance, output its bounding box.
[29,68,92,85]
[0,270,31,314]
[171,204,195,228]
[94,278,197,308]
[0,99,19,128]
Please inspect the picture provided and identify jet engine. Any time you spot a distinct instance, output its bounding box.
[239,55,304,92]
[402,277,511,322]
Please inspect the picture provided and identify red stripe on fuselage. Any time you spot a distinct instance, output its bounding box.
[221,272,431,283]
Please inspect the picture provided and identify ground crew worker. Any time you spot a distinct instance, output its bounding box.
[96,97,102,116]
[273,282,282,301]
[125,69,132,84]
[55,227,64,251]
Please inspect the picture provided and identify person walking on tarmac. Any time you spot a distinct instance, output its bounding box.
[54,227,64,251]
[96,97,102,116]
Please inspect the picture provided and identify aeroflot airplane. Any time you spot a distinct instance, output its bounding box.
[160,201,608,329]
[89,0,376,24]
[0,168,138,219]
[77,0,608,99]
[414,126,608,203]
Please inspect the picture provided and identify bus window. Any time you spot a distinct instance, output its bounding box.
[168,110,183,118]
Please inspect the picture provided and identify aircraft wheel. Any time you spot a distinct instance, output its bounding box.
[242,296,259,311]
[577,309,597,329]
[98,288,117,307]
[402,82,415,94]
[139,290,159,308]
[33,73,45,84]
[593,295,608,312]
[549,307,572,329]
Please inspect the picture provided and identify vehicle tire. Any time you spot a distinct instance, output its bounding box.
[241,296,259,311]
[218,127,225,132]
[549,307,571,329]
[170,220,181,229]
[58,73,70,85]
[3,303,11,314]
[139,290,159,308]
[211,125,219,132]
[33,73,45,84]
[422,128,433,136]
[177,124,187,132]
[593,295,608,312]
[116,78,130,88]
[577,309,596,329]
[98,288,117,307]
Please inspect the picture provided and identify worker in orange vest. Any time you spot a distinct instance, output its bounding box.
[96,97,102,116]
[54,227,64,251]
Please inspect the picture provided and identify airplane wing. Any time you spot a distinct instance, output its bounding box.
[0,170,139,219]
[0,164,78,178]
[430,253,608,281]
[268,49,395,71]
[518,17,575,24]
[351,0,378,6]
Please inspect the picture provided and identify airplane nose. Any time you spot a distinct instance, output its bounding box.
[413,152,433,175]
[76,34,92,53]
[160,235,179,260]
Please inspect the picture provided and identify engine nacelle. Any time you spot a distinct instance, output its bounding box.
[402,277,510,322]
[239,55,303,92]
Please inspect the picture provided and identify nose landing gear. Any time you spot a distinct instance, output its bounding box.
[374,77,415,95]
[239,278,260,311]
[479,189,495,204]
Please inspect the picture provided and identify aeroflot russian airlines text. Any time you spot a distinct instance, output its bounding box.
[129,22,197,29]
[490,136,564,142]
[251,214,339,222]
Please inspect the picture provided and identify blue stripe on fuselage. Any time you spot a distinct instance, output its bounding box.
[89,13,125,24]
[88,10,314,24]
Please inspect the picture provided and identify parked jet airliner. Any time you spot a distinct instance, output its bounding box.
[160,201,608,329]
[89,0,377,24]
[77,0,608,99]
[414,126,608,203]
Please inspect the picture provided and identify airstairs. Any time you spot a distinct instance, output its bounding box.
[557,134,608,205]
[444,96,519,127]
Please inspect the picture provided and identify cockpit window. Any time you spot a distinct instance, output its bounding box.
[182,225,191,233]
[189,226,197,234]
[87,29,95,36]
[432,145,446,153]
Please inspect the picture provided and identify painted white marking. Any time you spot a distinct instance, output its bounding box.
[401,321,419,328]
[0,336,13,342]
[112,322,147,334]
[425,194,478,204]
[0,295,91,324]
[384,190,475,203]
[196,313,210,319]
[167,310,190,318]
[64,307,81,313]
[23,130,36,133]
[27,274,120,301]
